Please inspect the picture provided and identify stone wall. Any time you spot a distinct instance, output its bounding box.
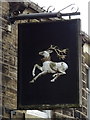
[1,2,18,119]
[1,1,90,120]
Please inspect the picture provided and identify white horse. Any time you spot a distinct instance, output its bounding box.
[30,50,68,83]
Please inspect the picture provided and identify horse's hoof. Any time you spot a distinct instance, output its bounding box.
[30,80,34,83]
[51,80,55,82]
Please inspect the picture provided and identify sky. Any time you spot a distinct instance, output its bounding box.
[31,0,89,34]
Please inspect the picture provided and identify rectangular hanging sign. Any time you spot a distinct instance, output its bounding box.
[18,19,81,109]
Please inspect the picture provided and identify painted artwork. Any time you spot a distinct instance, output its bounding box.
[18,19,81,109]
[31,45,68,83]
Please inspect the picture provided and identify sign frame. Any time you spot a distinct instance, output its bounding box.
[17,19,82,110]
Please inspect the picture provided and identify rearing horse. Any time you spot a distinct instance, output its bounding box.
[30,48,68,83]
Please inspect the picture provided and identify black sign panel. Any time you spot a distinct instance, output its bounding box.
[18,19,81,109]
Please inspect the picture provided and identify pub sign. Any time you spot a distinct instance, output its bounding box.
[18,19,81,109]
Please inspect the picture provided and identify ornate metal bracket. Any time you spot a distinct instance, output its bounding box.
[8,12,80,24]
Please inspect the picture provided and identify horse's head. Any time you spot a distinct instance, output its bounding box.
[39,50,53,58]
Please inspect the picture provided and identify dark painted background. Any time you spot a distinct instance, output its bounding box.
[18,19,81,109]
